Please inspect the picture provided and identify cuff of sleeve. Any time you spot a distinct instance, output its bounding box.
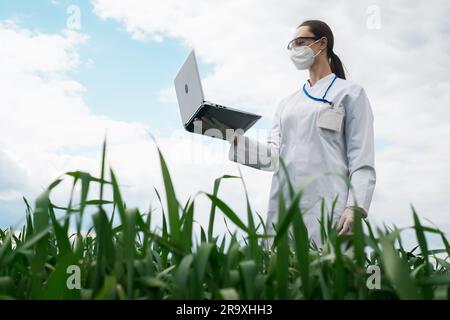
[345,205,368,218]
[346,191,369,218]
[345,168,376,218]
[228,134,278,171]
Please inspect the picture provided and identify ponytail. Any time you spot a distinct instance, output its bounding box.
[298,20,346,79]
[329,51,346,80]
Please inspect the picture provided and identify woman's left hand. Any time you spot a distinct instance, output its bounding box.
[337,206,367,235]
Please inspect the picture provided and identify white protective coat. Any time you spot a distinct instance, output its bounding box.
[228,73,376,246]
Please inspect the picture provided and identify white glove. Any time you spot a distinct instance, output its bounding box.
[336,206,367,235]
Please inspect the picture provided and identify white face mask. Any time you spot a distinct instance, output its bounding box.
[289,39,322,70]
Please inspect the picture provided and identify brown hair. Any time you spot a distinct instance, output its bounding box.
[298,20,346,79]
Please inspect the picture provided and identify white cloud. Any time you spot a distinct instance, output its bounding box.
[0,23,84,192]
[90,0,450,241]
[0,148,30,201]
[0,22,154,220]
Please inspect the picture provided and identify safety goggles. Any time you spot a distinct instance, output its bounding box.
[286,36,319,50]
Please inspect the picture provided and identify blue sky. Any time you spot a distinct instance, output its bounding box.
[0,0,223,134]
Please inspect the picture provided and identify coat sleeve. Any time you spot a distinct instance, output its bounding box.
[227,99,285,172]
[344,87,376,217]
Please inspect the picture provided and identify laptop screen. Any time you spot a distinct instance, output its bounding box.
[174,50,205,127]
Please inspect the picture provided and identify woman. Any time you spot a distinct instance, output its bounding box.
[204,20,376,246]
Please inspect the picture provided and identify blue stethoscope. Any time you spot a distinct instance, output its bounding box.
[302,74,337,107]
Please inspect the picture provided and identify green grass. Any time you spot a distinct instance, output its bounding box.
[0,138,449,300]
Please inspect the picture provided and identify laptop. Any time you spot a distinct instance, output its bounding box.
[174,50,261,139]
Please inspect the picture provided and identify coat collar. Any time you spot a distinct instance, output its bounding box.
[305,72,336,90]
